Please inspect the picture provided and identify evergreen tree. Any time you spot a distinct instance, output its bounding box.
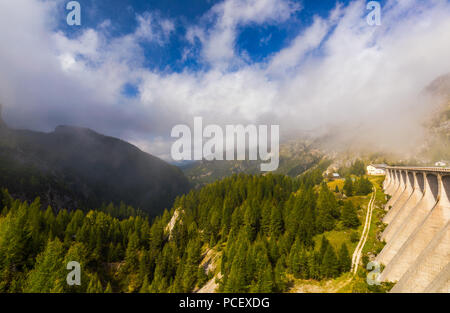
[321,245,340,278]
[182,239,201,292]
[274,258,286,292]
[139,277,149,293]
[24,239,65,293]
[87,274,103,293]
[298,248,309,279]
[341,201,360,228]
[350,160,366,176]
[257,266,273,293]
[197,266,208,288]
[316,184,337,232]
[343,177,353,197]
[270,206,283,238]
[260,202,271,236]
[308,252,320,280]
[338,243,351,273]
[124,232,140,270]
[289,239,302,276]
[64,242,89,293]
[355,177,372,195]
[105,282,113,293]
[318,236,330,262]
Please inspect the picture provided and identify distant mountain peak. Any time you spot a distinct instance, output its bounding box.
[54,125,99,136]
[0,122,190,214]
[426,73,450,98]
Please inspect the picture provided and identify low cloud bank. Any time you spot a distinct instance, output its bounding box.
[0,0,449,159]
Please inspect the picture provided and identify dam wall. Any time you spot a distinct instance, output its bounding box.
[377,167,450,293]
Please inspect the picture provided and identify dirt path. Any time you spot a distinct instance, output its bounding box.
[351,188,376,274]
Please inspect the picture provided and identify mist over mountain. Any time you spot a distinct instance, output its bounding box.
[183,139,323,187]
[0,113,190,215]
[420,74,450,162]
[1,0,450,161]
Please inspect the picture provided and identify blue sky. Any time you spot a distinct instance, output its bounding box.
[58,0,386,74]
[0,0,448,159]
[55,0,388,100]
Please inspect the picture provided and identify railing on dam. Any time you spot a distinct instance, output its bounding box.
[383,166,450,199]
[385,166,450,173]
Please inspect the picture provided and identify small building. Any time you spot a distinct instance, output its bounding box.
[367,164,387,176]
[435,161,447,167]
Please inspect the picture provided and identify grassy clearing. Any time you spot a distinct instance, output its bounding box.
[313,192,372,254]
[288,273,354,293]
[313,228,359,253]
[362,176,387,256]
[295,175,390,293]
[338,175,392,293]
[327,179,345,192]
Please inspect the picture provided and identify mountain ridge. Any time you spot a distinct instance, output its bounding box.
[0,120,190,215]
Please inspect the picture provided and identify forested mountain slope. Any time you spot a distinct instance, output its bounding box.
[0,114,190,215]
[182,139,324,187]
[0,162,369,293]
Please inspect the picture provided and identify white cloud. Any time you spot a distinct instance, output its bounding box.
[135,12,175,44]
[191,0,300,68]
[266,16,331,76]
[0,0,450,159]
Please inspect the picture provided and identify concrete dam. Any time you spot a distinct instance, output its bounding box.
[379,166,450,293]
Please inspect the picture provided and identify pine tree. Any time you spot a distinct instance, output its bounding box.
[307,251,320,280]
[182,239,201,292]
[257,266,273,293]
[197,266,208,288]
[350,160,366,176]
[124,232,140,270]
[87,274,103,293]
[288,238,301,276]
[24,238,65,293]
[338,243,351,273]
[318,236,330,262]
[64,242,89,293]
[343,177,353,197]
[341,201,360,228]
[138,251,151,282]
[105,282,113,293]
[139,277,149,293]
[274,258,286,292]
[224,259,245,292]
[355,177,372,195]
[244,203,258,241]
[0,202,33,291]
[298,248,309,279]
[316,184,337,232]
[321,245,340,278]
[260,202,271,236]
[270,206,283,238]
